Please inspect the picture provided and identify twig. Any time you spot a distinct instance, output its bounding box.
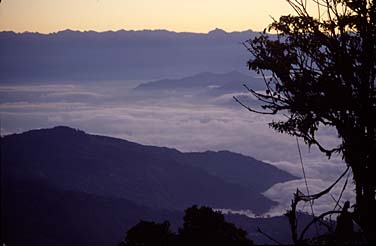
[233,96,276,115]
[299,211,342,241]
[256,227,283,245]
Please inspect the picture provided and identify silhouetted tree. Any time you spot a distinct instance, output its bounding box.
[120,220,174,246]
[121,206,253,246]
[239,0,375,243]
[178,206,253,246]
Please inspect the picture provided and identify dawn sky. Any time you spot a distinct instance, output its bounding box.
[0,0,292,33]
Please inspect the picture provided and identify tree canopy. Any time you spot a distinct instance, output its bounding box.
[120,220,174,246]
[120,206,253,246]
[239,0,375,243]
[178,206,253,246]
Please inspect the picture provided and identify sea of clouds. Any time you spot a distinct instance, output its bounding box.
[0,79,355,217]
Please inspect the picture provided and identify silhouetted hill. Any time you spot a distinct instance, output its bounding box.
[0,29,257,82]
[2,126,300,245]
[177,150,295,192]
[3,176,181,246]
[2,176,314,246]
[225,213,321,245]
[132,71,266,101]
[2,126,295,214]
[135,71,264,92]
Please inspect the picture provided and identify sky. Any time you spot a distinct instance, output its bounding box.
[0,0,292,33]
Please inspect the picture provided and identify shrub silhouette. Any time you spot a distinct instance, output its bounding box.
[120,205,253,246]
[120,220,174,246]
[178,205,253,246]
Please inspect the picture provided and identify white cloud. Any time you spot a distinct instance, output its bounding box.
[263,175,355,217]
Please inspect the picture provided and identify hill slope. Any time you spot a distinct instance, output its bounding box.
[134,71,264,92]
[3,176,181,246]
[132,71,266,101]
[2,126,300,246]
[2,126,296,213]
[3,176,313,246]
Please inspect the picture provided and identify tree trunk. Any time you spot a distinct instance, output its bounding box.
[352,165,376,244]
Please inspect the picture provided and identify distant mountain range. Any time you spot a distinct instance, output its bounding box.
[2,126,297,245]
[0,29,258,82]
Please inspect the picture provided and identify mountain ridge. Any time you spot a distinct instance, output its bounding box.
[0,29,256,82]
[133,71,266,99]
[3,126,297,214]
[3,173,309,246]
[2,126,300,246]
[0,28,254,36]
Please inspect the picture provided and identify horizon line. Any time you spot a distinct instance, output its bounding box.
[0,27,258,35]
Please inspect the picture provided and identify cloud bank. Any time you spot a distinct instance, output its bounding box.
[0,81,353,216]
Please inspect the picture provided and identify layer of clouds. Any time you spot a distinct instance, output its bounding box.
[263,175,355,216]
[0,82,354,217]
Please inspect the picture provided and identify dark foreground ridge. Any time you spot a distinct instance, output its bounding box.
[2,126,298,245]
